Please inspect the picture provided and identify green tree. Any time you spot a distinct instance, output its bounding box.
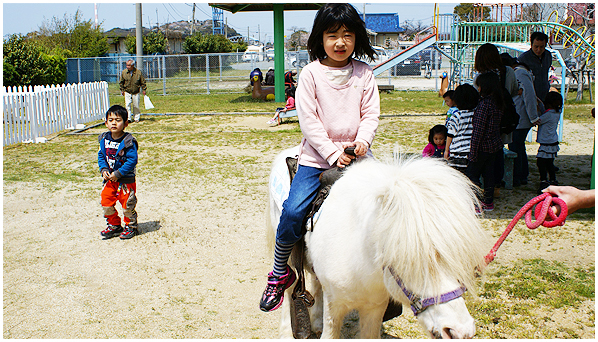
[286,30,309,51]
[69,21,109,57]
[232,41,247,52]
[3,34,67,87]
[33,10,108,58]
[454,3,490,22]
[183,33,235,54]
[3,35,47,87]
[125,30,167,55]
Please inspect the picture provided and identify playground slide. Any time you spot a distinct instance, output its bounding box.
[372,34,437,76]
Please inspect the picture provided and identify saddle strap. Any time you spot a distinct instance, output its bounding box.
[290,238,314,339]
[291,238,314,306]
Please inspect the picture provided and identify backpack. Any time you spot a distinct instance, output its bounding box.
[499,68,520,134]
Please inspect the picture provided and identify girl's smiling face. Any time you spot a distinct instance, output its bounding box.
[321,25,355,67]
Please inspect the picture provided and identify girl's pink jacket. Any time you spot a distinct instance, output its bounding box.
[295,59,380,169]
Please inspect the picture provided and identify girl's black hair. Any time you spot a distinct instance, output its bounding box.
[474,43,505,74]
[543,91,563,112]
[307,3,376,62]
[475,72,505,111]
[452,84,479,111]
[428,124,448,145]
[285,86,296,98]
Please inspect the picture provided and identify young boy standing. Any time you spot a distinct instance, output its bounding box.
[98,105,139,239]
[443,90,458,125]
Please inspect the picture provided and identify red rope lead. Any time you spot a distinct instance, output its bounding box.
[484,193,568,265]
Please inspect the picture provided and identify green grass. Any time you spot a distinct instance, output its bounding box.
[106,86,594,123]
[481,259,594,307]
[469,259,595,339]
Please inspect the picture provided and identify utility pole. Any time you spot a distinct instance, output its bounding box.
[191,3,196,35]
[94,3,99,28]
[156,8,159,30]
[258,24,261,45]
[135,3,143,71]
[225,17,227,37]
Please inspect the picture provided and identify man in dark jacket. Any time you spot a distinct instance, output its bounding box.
[517,31,552,103]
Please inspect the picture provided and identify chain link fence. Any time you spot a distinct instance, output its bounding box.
[67,49,447,96]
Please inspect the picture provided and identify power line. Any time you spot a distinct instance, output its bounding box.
[168,4,185,19]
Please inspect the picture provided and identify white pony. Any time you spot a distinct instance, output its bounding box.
[266,146,489,339]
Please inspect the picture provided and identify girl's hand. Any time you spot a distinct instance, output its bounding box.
[336,152,354,168]
[343,141,368,157]
[102,170,110,181]
[443,148,450,160]
[353,141,368,156]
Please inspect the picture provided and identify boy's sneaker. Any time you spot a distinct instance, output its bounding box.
[259,266,296,312]
[101,224,123,238]
[119,225,137,239]
[482,202,495,212]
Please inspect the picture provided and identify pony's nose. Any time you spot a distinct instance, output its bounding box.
[439,327,474,339]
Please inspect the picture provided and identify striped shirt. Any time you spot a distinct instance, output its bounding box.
[445,109,474,153]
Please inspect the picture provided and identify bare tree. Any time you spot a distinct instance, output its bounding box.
[400,20,427,40]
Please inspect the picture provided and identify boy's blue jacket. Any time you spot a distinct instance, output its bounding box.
[98,131,138,183]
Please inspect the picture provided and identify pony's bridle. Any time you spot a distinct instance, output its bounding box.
[387,267,467,316]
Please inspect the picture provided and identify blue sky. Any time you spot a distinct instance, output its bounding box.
[3,2,457,41]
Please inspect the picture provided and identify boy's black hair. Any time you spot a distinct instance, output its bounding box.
[428,124,448,145]
[543,91,563,112]
[475,72,504,111]
[530,31,549,44]
[452,84,480,111]
[442,90,455,99]
[307,3,376,63]
[106,104,128,122]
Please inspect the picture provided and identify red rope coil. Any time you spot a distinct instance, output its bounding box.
[484,193,568,265]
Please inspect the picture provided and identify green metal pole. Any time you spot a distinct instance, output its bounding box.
[273,4,285,102]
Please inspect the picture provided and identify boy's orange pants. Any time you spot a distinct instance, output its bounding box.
[101,181,137,228]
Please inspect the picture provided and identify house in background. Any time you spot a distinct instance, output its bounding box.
[105,27,189,55]
[363,13,405,47]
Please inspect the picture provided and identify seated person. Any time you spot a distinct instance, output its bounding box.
[267,87,296,125]
[285,70,297,89]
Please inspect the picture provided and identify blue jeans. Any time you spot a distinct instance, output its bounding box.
[276,165,324,244]
[508,128,532,184]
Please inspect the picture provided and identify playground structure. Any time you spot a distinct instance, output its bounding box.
[373,4,595,142]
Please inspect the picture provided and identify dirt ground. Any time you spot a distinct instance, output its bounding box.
[3,114,595,338]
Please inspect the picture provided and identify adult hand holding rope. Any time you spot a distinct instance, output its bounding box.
[543,186,596,216]
[484,186,595,265]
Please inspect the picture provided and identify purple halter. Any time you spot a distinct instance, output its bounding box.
[387,267,467,316]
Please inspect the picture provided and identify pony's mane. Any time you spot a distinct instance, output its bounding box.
[344,156,489,296]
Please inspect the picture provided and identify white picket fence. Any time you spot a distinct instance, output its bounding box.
[3,81,109,146]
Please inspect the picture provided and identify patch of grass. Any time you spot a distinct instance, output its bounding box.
[482,259,594,308]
